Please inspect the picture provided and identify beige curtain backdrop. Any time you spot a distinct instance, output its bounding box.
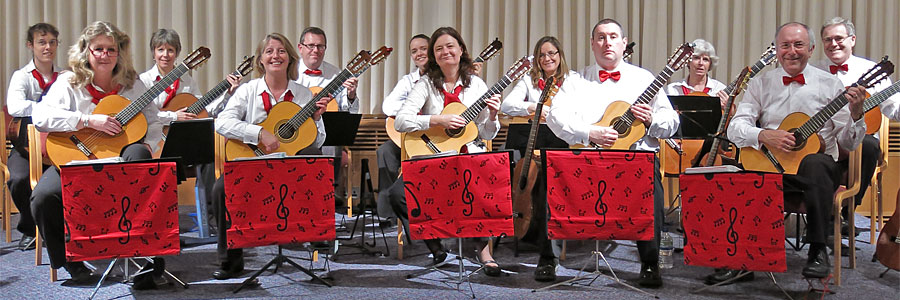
[2,0,898,113]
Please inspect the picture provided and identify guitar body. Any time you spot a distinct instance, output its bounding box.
[511,154,539,238]
[662,139,704,174]
[309,86,341,112]
[571,101,646,149]
[161,93,210,119]
[385,117,402,146]
[865,106,882,135]
[45,95,148,166]
[874,189,900,271]
[224,101,318,160]
[402,102,479,157]
[739,112,823,174]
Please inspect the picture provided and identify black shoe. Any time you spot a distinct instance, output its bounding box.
[704,268,754,285]
[18,235,36,251]
[802,248,830,278]
[637,263,663,288]
[481,260,502,277]
[841,219,859,237]
[132,258,166,290]
[213,259,244,280]
[534,257,558,282]
[432,250,448,266]
[64,262,93,283]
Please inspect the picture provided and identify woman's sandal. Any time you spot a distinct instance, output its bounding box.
[481,260,502,277]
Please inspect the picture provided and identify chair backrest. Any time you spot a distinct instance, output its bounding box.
[214,133,226,178]
[880,115,890,167]
[846,145,864,193]
[26,125,42,189]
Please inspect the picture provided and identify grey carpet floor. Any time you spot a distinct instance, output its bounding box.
[1,207,897,300]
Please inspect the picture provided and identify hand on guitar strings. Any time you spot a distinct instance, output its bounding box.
[844,85,867,121]
[485,94,502,120]
[174,107,197,121]
[226,74,243,94]
[430,114,466,129]
[342,77,359,100]
[84,114,122,136]
[472,62,484,77]
[631,103,653,126]
[589,126,618,148]
[311,97,330,120]
[527,103,549,119]
[258,129,280,153]
[716,90,730,111]
[758,129,795,152]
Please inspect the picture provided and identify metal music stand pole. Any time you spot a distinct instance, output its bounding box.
[533,240,659,298]
[89,257,187,300]
[405,237,485,298]
[234,245,332,293]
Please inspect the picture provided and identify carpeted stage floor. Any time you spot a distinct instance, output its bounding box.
[1,207,897,299]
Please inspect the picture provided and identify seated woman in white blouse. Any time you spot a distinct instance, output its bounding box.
[664,38,730,111]
[387,27,504,277]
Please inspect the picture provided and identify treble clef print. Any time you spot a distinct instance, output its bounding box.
[276,184,290,231]
[624,152,636,161]
[404,181,423,217]
[148,162,161,175]
[726,207,739,256]
[118,196,132,244]
[461,170,475,216]
[594,180,608,227]
[753,173,765,188]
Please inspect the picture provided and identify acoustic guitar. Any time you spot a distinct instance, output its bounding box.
[697,44,777,167]
[224,50,372,160]
[511,76,559,238]
[320,46,394,111]
[386,39,504,146]
[402,56,532,157]
[740,57,894,174]
[874,188,900,271]
[572,42,694,149]
[45,47,210,166]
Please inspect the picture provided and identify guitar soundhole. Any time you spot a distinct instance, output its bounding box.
[612,117,629,136]
[275,122,296,142]
[445,127,463,138]
[786,128,806,151]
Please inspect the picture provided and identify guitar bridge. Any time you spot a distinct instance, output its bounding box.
[421,134,442,154]
[68,135,97,159]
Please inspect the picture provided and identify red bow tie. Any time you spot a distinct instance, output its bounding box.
[84,84,120,105]
[782,74,806,85]
[598,70,621,82]
[442,85,464,107]
[155,76,181,107]
[304,69,323,76]
[31,69,59,91]
[829,64,849,74]
[537,78,561,90]
[261,90,294,113]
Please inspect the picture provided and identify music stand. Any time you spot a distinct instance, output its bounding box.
[666,96,723,217]
[323,112,391,257]
[160,118,216,242]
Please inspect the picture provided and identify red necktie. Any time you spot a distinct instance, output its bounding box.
[442,85,464,107]
[829,64,849,74]
[782,74,806,85]
[155,76,181,107]
[84,84,120,105]
[31,69,59,91]
[304,69,323,76]
[598,70,621,82]
[261,90,294,113]
[680,86,711,95]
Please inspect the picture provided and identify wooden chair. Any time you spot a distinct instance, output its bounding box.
[27,125,56,282]
[214,133,226,178]
[869,115,891,244]
[2,162,11,243]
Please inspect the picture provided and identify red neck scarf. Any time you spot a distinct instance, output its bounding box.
[261,90,294,113]
[155,75,181,107]
[84,84,120,105]
[680,85,710,95]
[442,85,464,107]
[31,69,59,92]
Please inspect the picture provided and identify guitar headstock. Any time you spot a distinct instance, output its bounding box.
[667,43,695,71]
[623,42,636,61]
[346,50,373,74]
[537,76,559,104]
[504,56,533,83]
[368,46,393,66]
[730,67,753,97]
[183,47,211,70]
[477,38,503,63]
[235,55,255,76]
[759,43,777,66]
[855,56,894,89]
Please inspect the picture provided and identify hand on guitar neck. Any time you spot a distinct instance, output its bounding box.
[428,94,502,129]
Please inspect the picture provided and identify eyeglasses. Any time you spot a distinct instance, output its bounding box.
[778,42,808,50]
[823,35,849,44]
[89,47,118,58]
[301,43,327,51]
[539,51,559,59]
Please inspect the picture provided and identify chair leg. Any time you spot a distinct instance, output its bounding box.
[849,202,856,269]
[870,181,878,244]
[833,201,841,286]
[35,225,42,266]
[397,223,404,260]
[3,187,10,243]
[560,240,567,261]
[50,268,57,282]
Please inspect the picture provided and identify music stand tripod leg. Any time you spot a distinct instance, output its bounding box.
[233,245,333,293]
[692,270,754,293]
[533,241,659,298]
[89,258,119,300]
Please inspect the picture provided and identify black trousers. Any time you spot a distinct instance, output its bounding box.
[7,144,49,237]
[783,153,842,246]
[31,144,152,269]
[376,140,401,218]
[213,146,322,270]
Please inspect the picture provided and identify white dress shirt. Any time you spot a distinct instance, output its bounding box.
[215,78,325,149]
[548,62,678,151]
[665,77,728,96]
[813,55,899,121]
[727,65,865,161]
[382,69,422,116]
[296,60,359,113]
[6,60,65,117]
[501,71,585,117]
[35,72,164,153]
[394,74,500,152]
[139,65,203,125]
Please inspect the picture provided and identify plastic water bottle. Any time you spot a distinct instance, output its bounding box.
[659,228,674,269]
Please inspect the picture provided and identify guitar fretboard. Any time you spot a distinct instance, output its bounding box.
[795,91,852,141]
[284,69,355,132]
[616,65,676,128]
[459,75,515,124]
[187,70,241,115]
[863,81,900,112]
[117,63,189,125]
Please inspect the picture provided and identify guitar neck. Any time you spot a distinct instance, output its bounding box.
[285,69,355,128]
[863,80,900,112]
[520,103,546,166]
[796,90,853,141]
[621,65,676,123]
[186,70,240,115]
[117,63,189,124]
[723,59,767,96]
[458,74,515,124]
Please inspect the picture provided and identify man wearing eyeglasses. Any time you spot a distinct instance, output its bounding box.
[812,17,898,241]
[296,26,360,113]
[727,22,868,279]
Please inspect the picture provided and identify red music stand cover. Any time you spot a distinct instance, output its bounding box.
[543,149,655,241]
[224,157,335,249]
[403,151,514,240]
[680,172,786,272]
[61,161,180,262]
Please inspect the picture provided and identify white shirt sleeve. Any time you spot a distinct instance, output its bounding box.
[500,78,532,116]
[214,84,262,144]
[6,70,35,117]
[727,78,765,149]
[394,79,432,132]
[382,74,413,116]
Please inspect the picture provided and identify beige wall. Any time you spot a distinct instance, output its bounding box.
[2,0,898,113]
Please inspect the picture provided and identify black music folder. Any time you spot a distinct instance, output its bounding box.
[668,95,722,139]
[160,118,215,166]
[322,112,362,147]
